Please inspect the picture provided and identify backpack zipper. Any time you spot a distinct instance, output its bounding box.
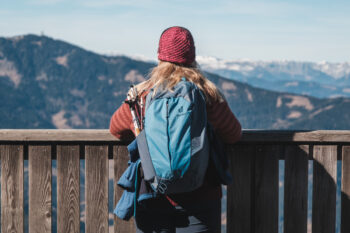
[166,99,172,176]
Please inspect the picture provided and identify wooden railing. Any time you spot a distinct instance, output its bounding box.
[0,130,349,233]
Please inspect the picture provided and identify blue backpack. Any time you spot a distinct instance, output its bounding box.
[136,78,209,194]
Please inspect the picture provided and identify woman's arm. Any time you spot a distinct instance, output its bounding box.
[207,100,242,144]
[109,102,135,140]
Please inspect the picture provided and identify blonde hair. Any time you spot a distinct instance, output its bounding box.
[136,61,223,104]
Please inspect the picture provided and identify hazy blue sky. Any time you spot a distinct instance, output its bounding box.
[1,0,350,62]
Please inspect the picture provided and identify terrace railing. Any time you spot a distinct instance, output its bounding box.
[0,130,349,233]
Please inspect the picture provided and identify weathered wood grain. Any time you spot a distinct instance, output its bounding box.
[241,130,350,142]
[29,146,52,233]
[1,130,349,233]
[341,146,350,233]
[57,145,80,233]
[113,145,136,233]
[85,145,108,233]
[284,145,309,233]
[2,129,350,142]
[0,130,119,141]
[227,144,254,233]
[254,145,280,233]
[1,145,24,233]
[312,145,337,233]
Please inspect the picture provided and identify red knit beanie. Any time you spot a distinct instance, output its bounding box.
[158,26,195,66]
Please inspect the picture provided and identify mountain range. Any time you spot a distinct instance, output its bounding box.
[1,34,350,130]
[197,56,350,98]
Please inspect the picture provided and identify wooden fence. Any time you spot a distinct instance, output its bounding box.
[0,130,349,233]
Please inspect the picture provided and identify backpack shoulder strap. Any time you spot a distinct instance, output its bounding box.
[145,89,154,111]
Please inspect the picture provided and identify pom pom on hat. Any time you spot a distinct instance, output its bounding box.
[158,26,195,65]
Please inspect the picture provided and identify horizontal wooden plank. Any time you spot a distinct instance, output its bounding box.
[1,130,350,143]
[241,130,350,143]
[0,130,120,142]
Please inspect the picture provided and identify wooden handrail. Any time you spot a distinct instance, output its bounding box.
[0,130,349,233]
[1,129,350,142]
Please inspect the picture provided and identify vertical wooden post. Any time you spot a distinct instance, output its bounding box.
[227,145,254,233]
[85,145,108,233]
[284,145,309,233]
[341,146,350,233]
[29,145,52,233]
[1,145,24,233]
[57,145,80,233]
[312,145,337,233]
[113,145,136,233]
[254,145,280,233]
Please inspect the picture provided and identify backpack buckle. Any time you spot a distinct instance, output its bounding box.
[157,181,168,194]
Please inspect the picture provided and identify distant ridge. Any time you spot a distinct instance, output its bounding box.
[1,34,350,129]
[197,56,350,98]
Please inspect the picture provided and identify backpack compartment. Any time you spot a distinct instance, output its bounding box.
[167,97,192,178]
[140,80,209,194]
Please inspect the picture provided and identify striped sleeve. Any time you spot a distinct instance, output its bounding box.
[207,100,242,144]
[109,102,135,140]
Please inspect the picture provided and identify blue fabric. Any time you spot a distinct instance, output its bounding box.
[114,190,135,220]
[145,98,172,179]
[128,139,139,162]
[117,160,139,190]
[138,193,158,202]
[114,139,141,220]
[168,97,191,177]
[114,139,157,220]
[142,79,209,194]
[114,80,232,220]
[115,130,232,221]
[114,159,141,220]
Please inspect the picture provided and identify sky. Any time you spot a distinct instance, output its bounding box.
[1,0,350,62]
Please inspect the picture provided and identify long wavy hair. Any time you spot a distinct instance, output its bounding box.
[135,61,223,104]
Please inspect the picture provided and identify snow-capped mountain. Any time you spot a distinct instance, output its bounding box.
[197,56,350,98]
